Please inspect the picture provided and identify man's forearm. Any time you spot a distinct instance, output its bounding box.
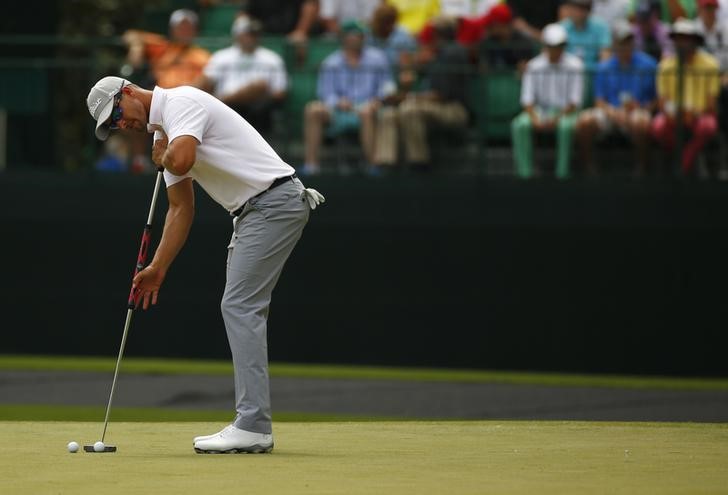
[150,204,194,274]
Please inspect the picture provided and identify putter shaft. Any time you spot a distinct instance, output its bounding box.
[101,308,134,443]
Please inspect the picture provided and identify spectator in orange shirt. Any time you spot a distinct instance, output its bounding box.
[122,9,211,90]
[119,9,211,173]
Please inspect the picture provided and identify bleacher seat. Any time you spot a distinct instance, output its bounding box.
[200,4,239,37]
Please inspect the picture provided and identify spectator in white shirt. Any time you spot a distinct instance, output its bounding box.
[194,16,288,135]
[511,23,584,179]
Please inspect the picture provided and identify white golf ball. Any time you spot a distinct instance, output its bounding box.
[67,441,79,453]
[93,441,105,452]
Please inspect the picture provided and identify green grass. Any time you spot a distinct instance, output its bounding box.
[2,354,728,390]
[0,405,398,423]
[1,421,726,494]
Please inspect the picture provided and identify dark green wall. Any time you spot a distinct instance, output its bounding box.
[1,171,727,376]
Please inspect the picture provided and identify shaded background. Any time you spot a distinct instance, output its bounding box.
[1,1,727,376]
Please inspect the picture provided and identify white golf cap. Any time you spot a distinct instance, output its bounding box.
[542,23,568,46]
[86,76,130,141]
[670,17,704,40]
[169,9,199,27]
[231,16,262,36]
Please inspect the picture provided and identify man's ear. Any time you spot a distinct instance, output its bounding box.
[122,85,134,96]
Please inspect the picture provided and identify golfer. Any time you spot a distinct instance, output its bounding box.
[86,76,324,454]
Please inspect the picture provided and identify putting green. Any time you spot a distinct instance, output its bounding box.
[1,421,726,494]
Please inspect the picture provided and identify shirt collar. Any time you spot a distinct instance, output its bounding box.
[147,86,166,132]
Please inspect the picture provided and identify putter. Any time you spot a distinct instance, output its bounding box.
[85,168,164,454]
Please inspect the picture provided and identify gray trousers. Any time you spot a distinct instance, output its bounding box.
[222,178,309,434]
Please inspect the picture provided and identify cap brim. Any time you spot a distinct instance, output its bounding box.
[94,99,114,141]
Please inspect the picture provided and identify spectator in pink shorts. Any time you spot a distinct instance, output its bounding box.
[651,18,720,174]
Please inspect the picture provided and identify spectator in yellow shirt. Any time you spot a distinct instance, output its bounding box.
[651,18,719,174]
[386,0,440,35]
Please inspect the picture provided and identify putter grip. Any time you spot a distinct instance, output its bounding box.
[127,225,152,309]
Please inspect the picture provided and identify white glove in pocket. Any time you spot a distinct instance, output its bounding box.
[303,188,325,210]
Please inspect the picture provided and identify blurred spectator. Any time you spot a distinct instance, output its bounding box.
[511,23,584,179]
[695,0,728,142]
[627,0,697,22]
[319,0,381,35]
[507,0,565,40]
[560,0,612,67]
[121,9,211,173]
[387,0,441,36]
[633,0,674,59]
[122,9,210,90]
[373,16,470,170]
[576,20,657,176]
[240,0,321,41]
[301,21,392,175]
[94,134,131,173]
[194,17,287,135]
[696,0,728,67]
[591,0,631,24]
[366,3,417,66]
[479,4,536,71]
[651,18,720,174]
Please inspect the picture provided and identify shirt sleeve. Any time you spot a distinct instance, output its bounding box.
[598,22,612,49]
[164,96,209,145]
[594,65,607,102]
[163,168,191,188]
[203,52,224,86]
[374,52,394,99]
[317,60,339,109]
[569,61,584,107]
[521,64,535,107]
[270,56,288,94]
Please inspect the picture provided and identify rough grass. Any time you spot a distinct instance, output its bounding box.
[0,421,726,495]
[2,354,728,390]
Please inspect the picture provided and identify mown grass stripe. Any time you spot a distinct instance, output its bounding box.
[0,405,399,422]
[1,355,727,390]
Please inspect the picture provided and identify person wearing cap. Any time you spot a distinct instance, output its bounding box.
[511,23,584,179]
[194,16,288,135]
[633,0,674,60]
[696,0,728,66]
[651,18,720,174]
[560,0,612,67]
[301,20,392,175]
[86,75,324,453]
[122,9,210,90]
[478,4,537,70]
[576,20,658,176]
[695,0,728,143]
[121,9,211,174]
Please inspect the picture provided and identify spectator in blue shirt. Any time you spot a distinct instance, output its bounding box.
[366,3,417,68]
[560,0,612,67]
[301,20,393,175]
[576,20,658,176]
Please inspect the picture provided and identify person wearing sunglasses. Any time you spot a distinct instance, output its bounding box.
[86,75,325,454]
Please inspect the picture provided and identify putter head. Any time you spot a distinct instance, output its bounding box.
[83,445,117,453]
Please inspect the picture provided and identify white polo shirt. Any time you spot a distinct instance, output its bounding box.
[148,85,295,212]
[521,52,585,111]
[204,45,288,100]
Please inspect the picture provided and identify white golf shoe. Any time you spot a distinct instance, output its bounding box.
[193,425,273,454]
[192,424,234,444]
